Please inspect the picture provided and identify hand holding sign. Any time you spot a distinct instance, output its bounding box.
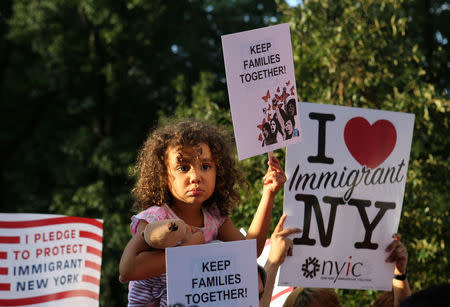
[385,234,408,275]
[263,155,287,195]
[385,234,411,305]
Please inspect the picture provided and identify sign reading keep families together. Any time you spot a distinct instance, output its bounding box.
[279,103,415,290]
[0,213,103,306]
[166,240,259,307]
[222,23,302,160]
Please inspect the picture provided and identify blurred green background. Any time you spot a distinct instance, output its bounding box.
[1,0,448,305]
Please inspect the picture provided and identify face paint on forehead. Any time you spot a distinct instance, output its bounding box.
[175,144,205,163]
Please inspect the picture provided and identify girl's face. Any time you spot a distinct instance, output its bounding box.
[165,143,216,208]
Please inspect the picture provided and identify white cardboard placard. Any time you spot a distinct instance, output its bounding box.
[0,213,103,306]
[166,240,258,307]
[222,23,302,160]
[279,102,414,290]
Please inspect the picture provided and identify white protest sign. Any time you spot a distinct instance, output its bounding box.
[222,23,302,160]
[0,213,103,306]
[166,240,258,307]
[279,102,414,290]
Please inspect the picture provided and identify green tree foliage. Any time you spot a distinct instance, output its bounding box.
[2,0,448,306]
[276,0,449,304]
[1,1,279,305]
[404,0,450,96]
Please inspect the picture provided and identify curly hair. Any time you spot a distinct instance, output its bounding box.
[131,119,244,216]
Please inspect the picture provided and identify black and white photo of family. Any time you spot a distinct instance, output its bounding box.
[258,82,300,147]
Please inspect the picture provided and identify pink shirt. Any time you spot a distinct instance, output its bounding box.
[128,205,226,306]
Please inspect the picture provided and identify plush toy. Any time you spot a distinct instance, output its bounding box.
[143,219,189,249]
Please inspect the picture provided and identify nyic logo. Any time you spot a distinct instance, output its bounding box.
[301,256,365,283]
[301,257,320,278]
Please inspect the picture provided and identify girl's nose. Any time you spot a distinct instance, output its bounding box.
[189,168,201,183]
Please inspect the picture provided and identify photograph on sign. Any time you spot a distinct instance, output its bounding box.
[221,23,302,160]
[279,102,415,291]
[166,240,258,307]
[0,213,103,307]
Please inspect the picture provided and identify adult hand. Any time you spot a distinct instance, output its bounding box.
[268,214,301,265]
[263,156,287,195]
[385,233,408,275]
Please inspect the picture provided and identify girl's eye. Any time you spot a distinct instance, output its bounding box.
[201,164,211,171]
[178,165,190,172]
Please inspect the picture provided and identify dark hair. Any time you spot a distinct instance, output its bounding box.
[270,118,281,133]
[257,265,267,287]
[263,122,277,145]
[257,265,267,299]
[286,98,297,116]
[399,283,450,307]
[262,122,271,134]
[131,119,244,216]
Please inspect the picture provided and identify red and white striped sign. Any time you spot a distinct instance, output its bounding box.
[0,213,103,306]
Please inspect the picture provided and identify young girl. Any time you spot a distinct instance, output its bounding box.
[119,119,286,306]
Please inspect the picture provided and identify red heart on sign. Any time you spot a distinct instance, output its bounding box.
[344,117,397,169]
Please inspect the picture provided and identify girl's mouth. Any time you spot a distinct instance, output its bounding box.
[188,188,204,196]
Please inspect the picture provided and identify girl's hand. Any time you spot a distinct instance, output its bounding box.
[180,226,205,246]
[385,233,408,274]
[263,156,287,195]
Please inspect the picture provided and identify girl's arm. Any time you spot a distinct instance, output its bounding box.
[119,220,206,282]
[119,220,166,282]
[219,156,286,256]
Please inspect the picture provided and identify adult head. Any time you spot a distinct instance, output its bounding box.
[283,287,341,307]
[257,264,267,300]
[372,291,394,307]
[399,283,450,307]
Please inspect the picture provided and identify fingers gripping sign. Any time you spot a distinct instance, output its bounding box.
[263,155,287,194]
[385,233,408,275]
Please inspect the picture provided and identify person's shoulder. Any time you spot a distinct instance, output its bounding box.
[204,206,227,224]
[133,205,172,223]
[205,206,222,217]
[130,205,174,234]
